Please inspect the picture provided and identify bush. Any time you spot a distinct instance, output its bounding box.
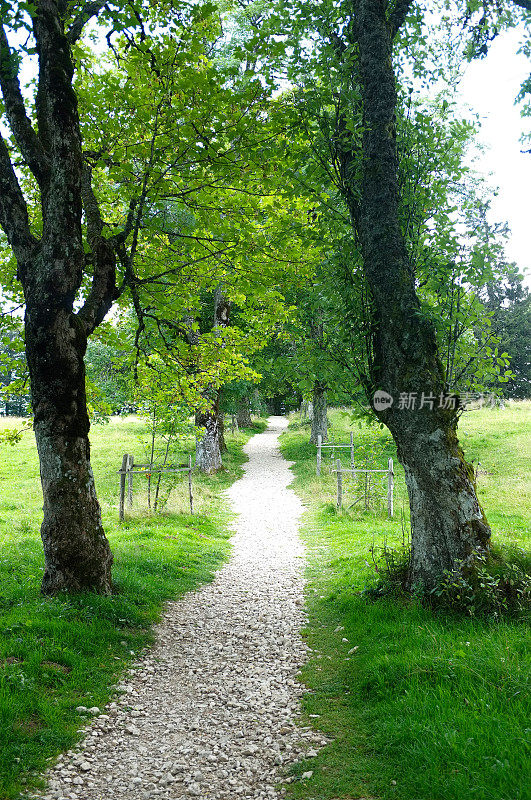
[429,548,530,619]
[365,545,530,619]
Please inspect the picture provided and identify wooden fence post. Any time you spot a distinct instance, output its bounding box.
[127,455,134,508]
[119,454,128,522]
[188,454,194,515]
[364,457,369,509]
[336,458,342,511]
[316,434,322,476]
[350,432,355,470]
[387,457,394,518]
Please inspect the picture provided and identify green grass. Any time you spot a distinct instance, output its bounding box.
[0,415,266,800]
[280,403,531,800]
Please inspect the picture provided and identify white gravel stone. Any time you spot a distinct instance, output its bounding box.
[29,418,325,799]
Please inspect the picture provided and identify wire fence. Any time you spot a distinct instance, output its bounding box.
[117,453,193,520]
[316,434,395,517]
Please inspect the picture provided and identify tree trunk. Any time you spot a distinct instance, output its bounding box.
[25,300,113,595]
[195,403,223,474]
[0,5,118,594]
[195,287,231,473]
[387,408,490,587]
[310,382,328,444]
[218,412,228,453]
[339,0,491,588]
[236,396,252,427]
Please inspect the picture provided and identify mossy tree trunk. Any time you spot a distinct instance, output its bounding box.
[337,0,491,588]
[26,293,113,594]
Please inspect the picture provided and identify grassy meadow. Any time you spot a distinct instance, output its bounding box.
[280,402,530,800]
[0,403,529,800]
[0,415,265,800]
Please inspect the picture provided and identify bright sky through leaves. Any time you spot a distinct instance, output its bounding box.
[459,27,531,285]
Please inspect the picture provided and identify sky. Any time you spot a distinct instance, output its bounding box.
[458,27,531,286]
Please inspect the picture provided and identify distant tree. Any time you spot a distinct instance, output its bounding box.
[134,356,194,512]
[219,380,255,428]
[0,317,29,415]
[236,393,253,428]
[194,287,232,473]
[482,267,531,398]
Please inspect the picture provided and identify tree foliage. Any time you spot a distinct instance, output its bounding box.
[0,0,528,592]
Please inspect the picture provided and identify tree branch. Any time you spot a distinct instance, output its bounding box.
[0,24,50,188]
[77,160,118,333]
[66,1,108,44]
[0,132,38,270]
[388,0,415,39]
[511,0,531,11]
[81,161,104,246]
[112,195,139,245]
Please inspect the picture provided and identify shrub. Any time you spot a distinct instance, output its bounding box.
[429,548,530,619]
[365,545,530,619]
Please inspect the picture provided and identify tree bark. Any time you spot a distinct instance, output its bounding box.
[195,398,223,473]
[338,0,491,588]
[236,395,252,427]
[390,411,490,586]
[218,412,227,453]
[309,382,328,444]
[26,299,113,593]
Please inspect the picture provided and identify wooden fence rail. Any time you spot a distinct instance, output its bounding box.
[316,432,355,476]
[118,454,193,520]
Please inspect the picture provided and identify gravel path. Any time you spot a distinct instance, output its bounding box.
[34,416,325,800]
